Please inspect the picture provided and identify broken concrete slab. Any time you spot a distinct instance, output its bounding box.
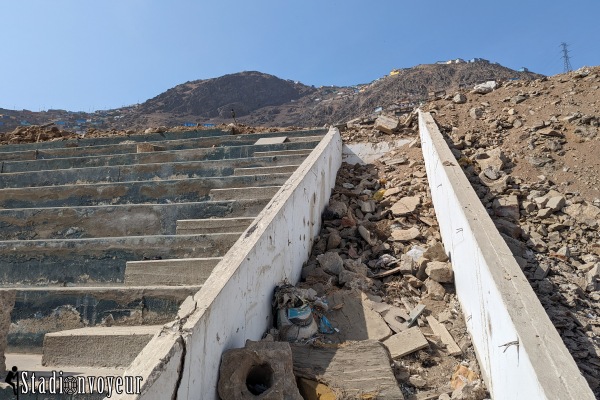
[326,290,392,342]
[291,340,404,400]
[375,115,401,135]
[425,261,454,283]
[426,316,462,356]
[492,195,520,221]
[391,196,421,216]
[391,227,420,242]
[382,326,429,358]
[382,306,411,333]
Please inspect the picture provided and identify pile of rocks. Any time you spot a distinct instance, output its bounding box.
[280,145,488,399]
[337,111,418,144]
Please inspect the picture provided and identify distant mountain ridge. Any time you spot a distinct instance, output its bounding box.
[0,61,542,133]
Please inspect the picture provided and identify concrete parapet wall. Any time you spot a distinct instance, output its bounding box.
[418,111,594,399]
[121,128,342,399]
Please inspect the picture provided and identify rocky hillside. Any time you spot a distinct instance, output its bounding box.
[0,61,541,134]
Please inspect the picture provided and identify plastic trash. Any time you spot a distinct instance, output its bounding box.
[406,245,426,262]
[318,315,336,334]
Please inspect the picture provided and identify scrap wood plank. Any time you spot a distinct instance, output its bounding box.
[426,316,462,356]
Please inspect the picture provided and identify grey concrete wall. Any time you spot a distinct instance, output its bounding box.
[0,233,240,285]
[0,154,308,189]
[0,173,291,209]
[418,111,594,399]
[119,128,342,400]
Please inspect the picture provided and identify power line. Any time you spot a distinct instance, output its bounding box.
[560,42,572,73]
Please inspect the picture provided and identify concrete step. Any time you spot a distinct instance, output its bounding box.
[0,128,325,156]
[0,201,260,239]
[42,325,163,368]
[0,173,291,209]
[6,351,124,377]
[0,131,325,162]
[233,164,300,176]
[0,140,321,173]
[176,217,254,235]
[210,186,281,201]
[0,128,232,154]
[125,257,222,285]
[7,286,199,352]
[0,234,240,285]
[0,154,309,189]
[254,149,313,157]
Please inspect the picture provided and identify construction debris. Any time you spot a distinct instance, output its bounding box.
[291,341,405,400]
[427,66,600,394]
[255,120,488,398]
[218,340,302,400]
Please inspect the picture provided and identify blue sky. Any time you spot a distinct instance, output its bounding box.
[1,0,599,112]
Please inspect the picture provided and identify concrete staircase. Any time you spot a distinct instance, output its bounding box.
[0,128,324,373]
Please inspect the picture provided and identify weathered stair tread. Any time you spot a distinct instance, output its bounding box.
[1,140,321,173]
[0,154,310,188]
[254,149,313,157]
[6,352,124,377]
[0,173,291,209]
[233,164,300,176]
[176,217,255,234]
[125,257,222,285]
[0,234,240,284]
[42,325,164,368]
[0,131,324,162]
[210,185,281,201]
[0,200,268,241]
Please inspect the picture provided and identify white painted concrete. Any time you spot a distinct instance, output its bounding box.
[342,139,410,164]
[120,128,342,399]
[418,111,594,399]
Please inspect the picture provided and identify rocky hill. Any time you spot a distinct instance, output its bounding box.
[0,61,541,134]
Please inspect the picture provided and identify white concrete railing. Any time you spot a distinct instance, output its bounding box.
[419,111,594,399]
[118,128,342,400]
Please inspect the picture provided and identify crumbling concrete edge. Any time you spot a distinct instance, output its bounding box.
[117,128,342,400]
[418,111,594,399]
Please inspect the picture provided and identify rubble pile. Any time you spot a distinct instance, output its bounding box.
[1,125,81,145]
[426,67,600,395]
[263,125,488,399]
[337,110,418,144]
